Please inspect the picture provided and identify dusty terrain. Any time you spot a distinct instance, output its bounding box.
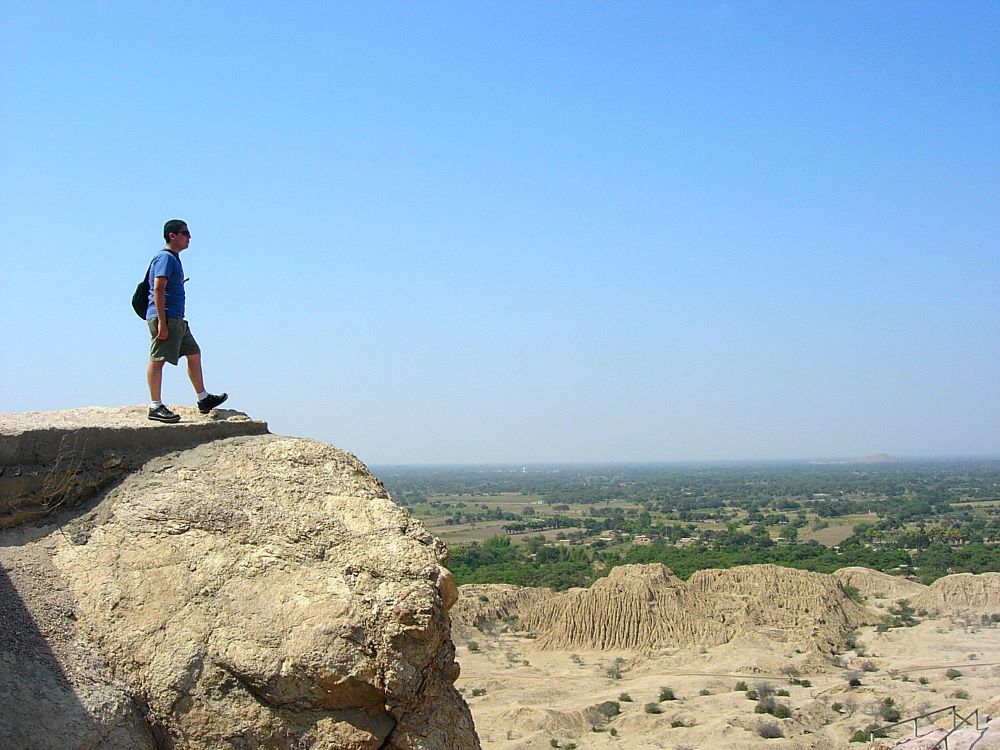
[453,567,1000,749]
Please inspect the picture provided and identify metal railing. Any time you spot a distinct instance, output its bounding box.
[868,705,981,748]
[926,709,980,750]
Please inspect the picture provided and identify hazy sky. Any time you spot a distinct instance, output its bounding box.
[2,2,998,464]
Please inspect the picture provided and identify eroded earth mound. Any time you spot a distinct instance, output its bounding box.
[832,566,928,602]
[485,563,875,653]
[914,571,1000,615]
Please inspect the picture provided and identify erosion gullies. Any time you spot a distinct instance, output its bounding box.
[914,572,1000,615]
[453,584,556,631]
[512,563,875,654]
[832,566,929,602]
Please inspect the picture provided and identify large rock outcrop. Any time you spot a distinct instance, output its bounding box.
[1,410,480,750]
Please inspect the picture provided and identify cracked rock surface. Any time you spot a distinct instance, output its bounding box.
[2,426,478,749]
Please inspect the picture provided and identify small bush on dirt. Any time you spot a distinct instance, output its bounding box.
[861,660,878,672]
[850,724,887,742]
[843,585,863,603]
[467,641,480,652]
[659,687,676,701]
[946,668,963,680]
[734,680,748,692]
[918,676,929,685]
[879,698,900,723]
[618,693,632,702]
[471,688,486,697]
[595,701,620,719]
[755,697,791,719]
[758,722,784,739]
[952,689,970,700]
[644,703,663,714]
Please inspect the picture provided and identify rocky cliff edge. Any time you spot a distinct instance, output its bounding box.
[0,407,480,750]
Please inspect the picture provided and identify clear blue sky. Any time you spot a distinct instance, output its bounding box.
[2,2,998,464]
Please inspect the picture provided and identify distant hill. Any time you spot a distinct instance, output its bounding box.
[861,452,896,462]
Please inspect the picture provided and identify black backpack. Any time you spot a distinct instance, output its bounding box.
[131,261,153,318]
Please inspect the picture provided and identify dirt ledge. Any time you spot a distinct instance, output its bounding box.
[0,406,269,528]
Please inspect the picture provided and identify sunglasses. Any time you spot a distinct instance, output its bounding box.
[174,230,191,237]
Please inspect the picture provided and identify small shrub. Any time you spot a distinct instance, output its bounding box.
[849,677,862,688]
[798,679,811,687]
[776,689,790,697]
[734,680,748,692]
[550,740,559,748]
[946,668,962,680]
[861,660,878,673]
[671,719,686,728]
[952,689,970,699]
[832,702,844,712]
[918,677,929,685]
[606,667,621,680]
[746,689,759,700]
[758,722,784,739]
[755,681,775,698]
[755,697,792,719]
[467,641,480,652]
[644,703,663,714]
[609,728,617,737]
[843,584,863,603]
[471,688,487,697]
[595,701,620,719]
[850,724,887,742]
[659,686,676,701]
[879,698,900,723]
[618,692,633,702]
[699,688,711,696]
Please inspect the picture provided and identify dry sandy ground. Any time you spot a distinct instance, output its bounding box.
[455,617,1000,749]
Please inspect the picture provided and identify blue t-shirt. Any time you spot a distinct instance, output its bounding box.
[146,250,185,320]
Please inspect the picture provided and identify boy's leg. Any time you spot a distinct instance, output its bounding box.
[186,353,206,394]
[147,359,166,402]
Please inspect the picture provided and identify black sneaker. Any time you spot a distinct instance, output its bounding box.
[197,392,228,414]
[148,404,181,423]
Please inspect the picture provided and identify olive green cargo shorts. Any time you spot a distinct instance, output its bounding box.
[148,317,201,365]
